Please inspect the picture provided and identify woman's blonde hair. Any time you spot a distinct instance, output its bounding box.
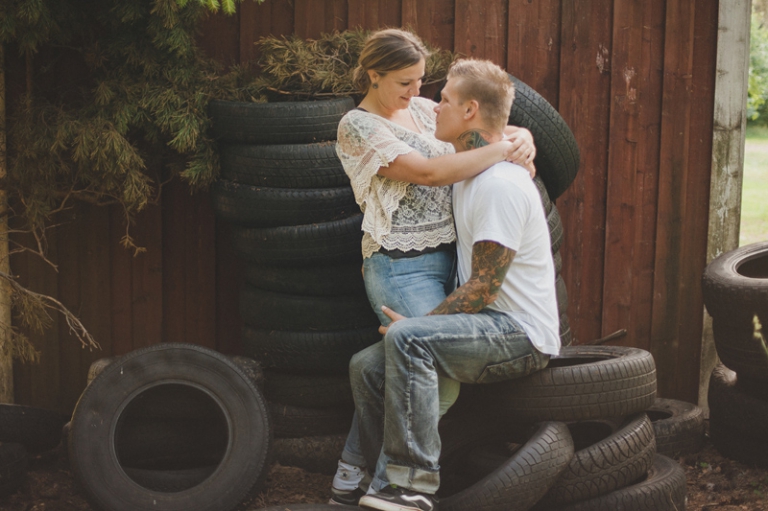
[352,29,430,93]
[447,59,515,132]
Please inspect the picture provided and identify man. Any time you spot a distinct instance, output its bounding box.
[355,58,561,511]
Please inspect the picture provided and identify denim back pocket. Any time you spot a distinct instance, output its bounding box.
[475,351,549,384]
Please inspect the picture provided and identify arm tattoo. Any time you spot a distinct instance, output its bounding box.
[429,241,515,315]
[456,129,492,151]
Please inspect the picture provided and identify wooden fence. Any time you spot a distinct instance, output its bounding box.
[12,0,719,412]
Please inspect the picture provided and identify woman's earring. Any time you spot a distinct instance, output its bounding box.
[372,83,379,89]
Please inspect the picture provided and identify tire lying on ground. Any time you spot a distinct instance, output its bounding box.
[0,442,27,497]
[264,372,353,409]
[0,404,69,453]
[646,398,704,457]
[210,180,357,228]
[467,346,657,422]
[209,97,354,145]
[231,214,363,266]
[242,326,380,375]
[708,364,768,468]
[544,454,686,511]
[270,403,354,439]
[69,343,272,511]
[702,241,768,378]
[439,421,574,511]
[219,142,348,189]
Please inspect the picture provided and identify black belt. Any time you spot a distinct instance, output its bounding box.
[378,242,455,259]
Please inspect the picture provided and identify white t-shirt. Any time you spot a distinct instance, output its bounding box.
[452,161,560,356]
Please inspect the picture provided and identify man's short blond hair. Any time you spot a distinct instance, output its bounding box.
[446,59,515,132]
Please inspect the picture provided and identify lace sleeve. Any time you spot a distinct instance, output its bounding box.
[336,112,414,246]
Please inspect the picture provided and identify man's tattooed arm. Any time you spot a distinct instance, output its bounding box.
[429,241,515,315]
[456,129,493,151]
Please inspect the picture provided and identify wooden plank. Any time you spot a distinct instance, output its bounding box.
[241,0,296,65]
[110,206,134,356]
[215,220,245,355]
[348,0,403,30]
[454,0,507,65]
[506,0,561,106]
[295,0,349,38]
[198,9,240,63]
[601,1,666,352]
[675,0,717,402]
[130,204,164,350]
[650,0,696,401]
[162,180,217,349]
[556,0,613,344]
[401,0,455,53]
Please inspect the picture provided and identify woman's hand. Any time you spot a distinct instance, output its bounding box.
[503,126,536,165]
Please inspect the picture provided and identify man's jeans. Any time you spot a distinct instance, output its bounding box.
[356,309,549,494]
[340,250,459,491]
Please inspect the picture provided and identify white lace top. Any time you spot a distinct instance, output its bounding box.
[336,96,456,258]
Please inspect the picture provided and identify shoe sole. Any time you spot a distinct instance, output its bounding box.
[359,495,431,511]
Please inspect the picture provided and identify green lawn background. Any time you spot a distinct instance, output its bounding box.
[741,126,768,246]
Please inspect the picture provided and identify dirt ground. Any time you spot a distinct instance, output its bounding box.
[2,425,767,511]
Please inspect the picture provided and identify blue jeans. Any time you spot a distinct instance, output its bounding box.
[341,250,459,490]
[367,310,549,494]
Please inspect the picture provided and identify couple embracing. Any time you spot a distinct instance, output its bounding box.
[330,28,560,511]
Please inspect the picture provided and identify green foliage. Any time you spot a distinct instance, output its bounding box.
[255,30,454,98]
[749,5,768,125]
[2,0,263,248]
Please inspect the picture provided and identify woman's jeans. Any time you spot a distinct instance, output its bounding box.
[340,250,459,491]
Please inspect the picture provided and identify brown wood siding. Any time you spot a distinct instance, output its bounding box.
[12,0,718,411]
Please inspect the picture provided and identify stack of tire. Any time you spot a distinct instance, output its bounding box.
[208,97,382,472]
[260,345,699,511]
[702,241,768,467]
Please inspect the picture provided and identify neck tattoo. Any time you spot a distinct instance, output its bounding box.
[457,129,492,151]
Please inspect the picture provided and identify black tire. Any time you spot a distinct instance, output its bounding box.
[231,215,363,266]
[548,204,564,254]
[553,250,563,274]
[209,97,354,144]
[708,364,768,467]
[264,371,353,408]
[88,354,265,390]
[0,404,69,454]
[556,273,568,314]
[242,326,380,374]
[702,241,768,378]
[210,180,357,227]
[533,175,553,214]
[244,261,366,297]
[439,422,574,511]
[69,343,272,511]
[646,398,704,458]
[239,285,378,331]
[0,442,27,497]
[546,454,686,511]
[270,403,354,439]
[219,142,348,189]
[273,434,347,475]
[507,75,580,200]
[533,414,656,508]
[122,466,217,493]
[469,346,657,422]
[259,505,344,511]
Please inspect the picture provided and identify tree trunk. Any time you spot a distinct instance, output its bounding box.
[0,43,13,403]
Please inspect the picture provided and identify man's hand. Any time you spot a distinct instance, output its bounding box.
[503,126,536,165]
[378,305,406,335]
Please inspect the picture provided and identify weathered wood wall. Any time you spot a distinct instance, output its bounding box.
[12,0,719,412]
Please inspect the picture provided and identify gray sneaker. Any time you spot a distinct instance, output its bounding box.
[359,485,438,511]
[329,486,366,506]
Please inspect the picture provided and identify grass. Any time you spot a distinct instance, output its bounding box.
[741,125,768,246]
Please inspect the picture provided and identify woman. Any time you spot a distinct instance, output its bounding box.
[330,28,536,505]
